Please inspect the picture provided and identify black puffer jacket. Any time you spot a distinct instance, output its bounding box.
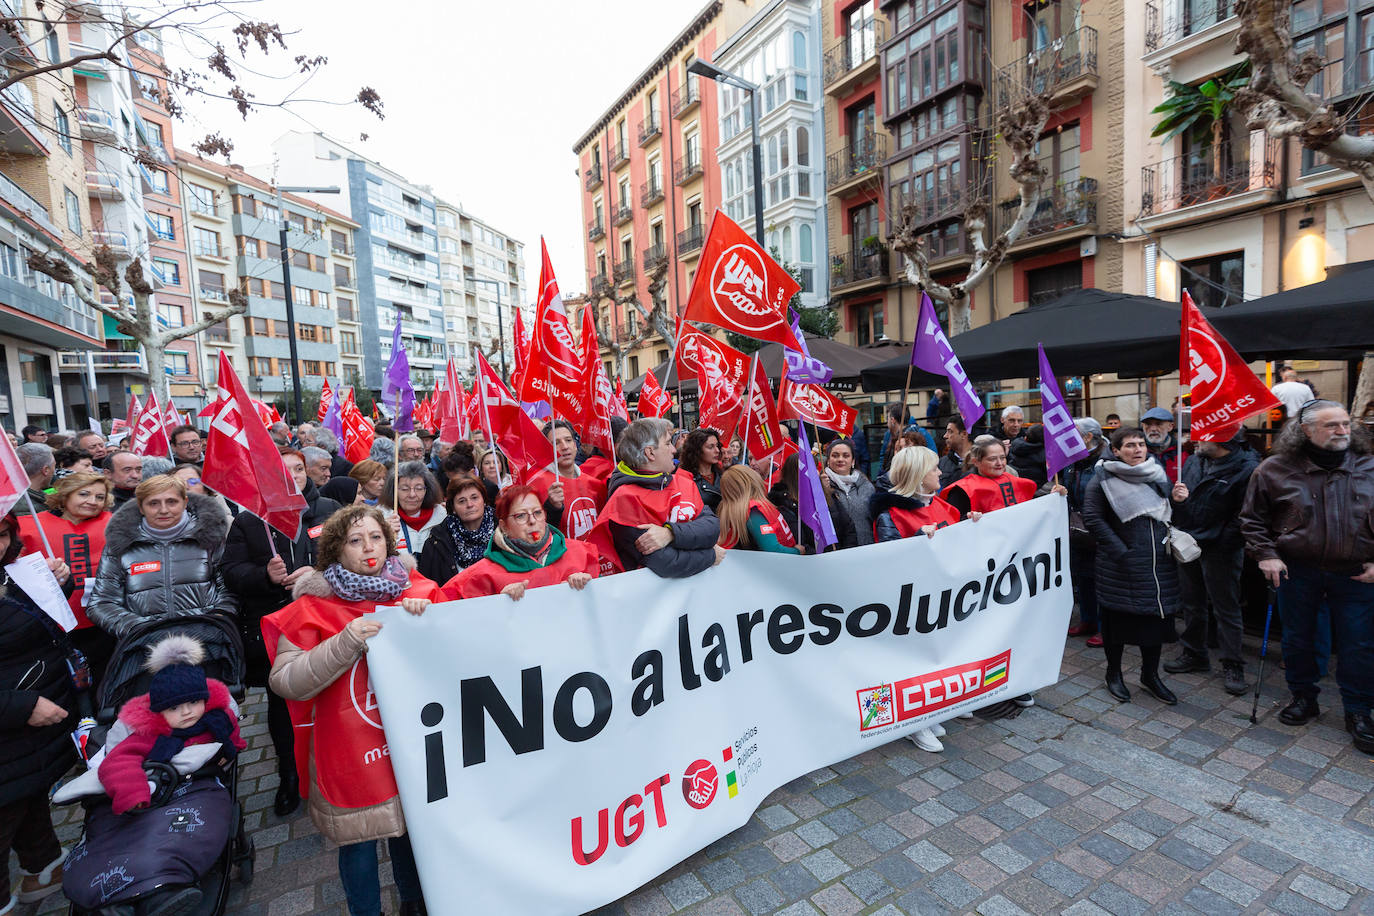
[1008,437,1048,488]
[1082,474,1179,617]
[0,579,78,806]
[86,493,237,637]
[1172,446,1259,546]
[870,487,933,543]
[222,482,342,684]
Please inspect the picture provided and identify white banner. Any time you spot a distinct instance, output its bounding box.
[367,496,1073,915]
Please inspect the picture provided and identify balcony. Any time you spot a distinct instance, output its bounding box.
[75,106,116,140]
[640,178,664,206]
[673,152,703,186]
[1144,0,1235,54]
[1139,134,1281,230]
[610,141,630,170]
[830,247,890,293]
[588,219,605,242]
[85,170,123,200]
[589,273,610,297]
[613,261,635,287]
[642,243,667,271]
[194,240,227,261]
[57,350,146,373]
[613,201,634,226]
[0,171,58,236]
[92,230,130,258]
[671,79,700,119]
[996,177,1099,247]
[891,169,991,230]
[637,112,661,146]
[332,241,354,256]
[585,164,603,191]
[199,285,229,303]
[677,223,705,258]
[823,18,887,96]
[996,27,1098,110]
[826,134,887,194]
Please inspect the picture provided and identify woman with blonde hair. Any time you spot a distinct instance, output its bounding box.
[347,459,387,506]
[871,447,962,542]
[716,465,799,554]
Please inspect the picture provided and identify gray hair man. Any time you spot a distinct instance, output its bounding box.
[13,443,55,517]
[1240,400,1374,754]
[599,418,723,577]
[295,422,318,448]
[301,446,334,488]
[999,405,1025,442]
[397,435,425,463]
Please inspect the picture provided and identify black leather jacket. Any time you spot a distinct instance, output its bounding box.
[1241,446,1374,574]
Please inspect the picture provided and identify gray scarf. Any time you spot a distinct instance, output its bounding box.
[1098,459,1171,524]
[139,510,194,543]
[824,467,863,494]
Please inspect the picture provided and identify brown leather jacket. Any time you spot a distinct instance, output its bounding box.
[1240,447,1374,573]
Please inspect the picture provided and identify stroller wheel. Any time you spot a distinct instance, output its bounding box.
[237,835,255,885]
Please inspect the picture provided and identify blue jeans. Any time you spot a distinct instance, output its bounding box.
[337,834,423,916]
[1277,564,1374,715]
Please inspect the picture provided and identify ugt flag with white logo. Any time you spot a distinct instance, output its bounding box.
[366,497,1073,915]
[682,211,803,350]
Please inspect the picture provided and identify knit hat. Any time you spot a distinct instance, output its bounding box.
[146,634,209,712]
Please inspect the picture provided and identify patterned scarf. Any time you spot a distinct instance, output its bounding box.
[322,556,410,602]
[444,506,496,569]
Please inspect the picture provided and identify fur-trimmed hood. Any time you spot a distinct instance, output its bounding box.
[114,678,234,737]
[291,552,417,601]
[103,492,232,557]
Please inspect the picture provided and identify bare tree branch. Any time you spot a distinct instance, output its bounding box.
[587,258,673,378]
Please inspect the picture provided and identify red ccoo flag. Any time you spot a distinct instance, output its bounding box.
[637,368,674,418]
[203,352,308,537]
[612,377,629,421]
[518,238,587,423]
[439,358,468,443]
[778,377,857,436]
[341,390,374,465]
[472,350,555,474]
[317,379,334,422]
[0,431,31,517]
[130,391,171,457]
[1180,290,1281,440]
[683,210,802,349]
[742,358,786,460]
[580,309,616,458]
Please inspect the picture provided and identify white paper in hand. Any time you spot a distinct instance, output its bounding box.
[6,552,77,631]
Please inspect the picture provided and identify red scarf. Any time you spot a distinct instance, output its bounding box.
[18,511,110,629]
[885,496,961,539]
[585,468,704,574]
[398,507,434,531]
[261,570,443,809]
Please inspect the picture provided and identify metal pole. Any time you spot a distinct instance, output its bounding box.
[496,282,507,381]
[277,188,304,426]
[750,87,765,246]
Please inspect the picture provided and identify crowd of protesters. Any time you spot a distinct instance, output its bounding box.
[1,376,1371,916]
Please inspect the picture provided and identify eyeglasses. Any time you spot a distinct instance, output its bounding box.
[185,477,201,486]
[398,485,428,495]
[509,509,545,524]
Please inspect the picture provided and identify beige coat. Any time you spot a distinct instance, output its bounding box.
[268,561,415,847]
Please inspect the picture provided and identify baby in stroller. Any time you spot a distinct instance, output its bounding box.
[97,635,245,816]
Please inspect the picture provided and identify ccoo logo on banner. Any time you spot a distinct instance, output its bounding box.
[366,498,1073,916]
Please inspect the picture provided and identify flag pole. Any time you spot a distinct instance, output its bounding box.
[261,516,279,560]
[740,352,759,465]
[899,363,915,425]
[23,492,55,559]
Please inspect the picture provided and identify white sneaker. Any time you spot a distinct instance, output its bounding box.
[930,722,947,738]
[909,727,944,752]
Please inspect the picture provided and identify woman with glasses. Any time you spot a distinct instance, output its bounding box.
[441,484,599,601]
[379,462,446,554]
[171,464,208,497]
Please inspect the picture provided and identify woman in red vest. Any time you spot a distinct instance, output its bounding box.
[716,465,799,554]
[263,505,442,916]
[872,447,962,542]
[442,484,600,600]
[18,470,114,683]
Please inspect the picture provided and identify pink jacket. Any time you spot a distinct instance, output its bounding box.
[97,679,245,814]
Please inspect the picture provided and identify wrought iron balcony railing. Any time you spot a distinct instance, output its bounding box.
[1141,136,1280,216]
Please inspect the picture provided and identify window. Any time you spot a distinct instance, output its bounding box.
[194,227,220,258]
[849,202,879,252]
[1035,124,1081,186]
[198,269,225,296]
[331,229,351,254]
[247,317,268,336]
[252,357,273,376]
[53,104,71,154]
[46,24,60,63]
[18,350,53,398]
[148,168,170,194]
[263,240,281,261]
[340,331,358,354]
[189,184,216,216]
[299,324,318,342]
[157,303,184,327]
[272,318,288,338]
[167,352,190,376]
[855,302,884,346]
[846,100,877,157]
[148,213,174,240]
[269,281,286,301]
[334,264,353,287]
[1026,261,1083,306]
[337,296,356,321]
[315,290,329,309]
[64,188,80,235]
[239,237,259,257]
[152,258,180,285]
[235,195,257,217]
[1181,252,1244,309]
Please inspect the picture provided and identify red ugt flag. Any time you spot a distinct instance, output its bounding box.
[203,352,308,537]
[317,379,333,422]
[1180,291,1280,440]
[439,359,469,443]
[474,350,556,475]
[778,377,857,436]
[0,431,31,517]
[742,359,786,460]
[637,368,674,419]
[340,389,375,465]
[518,238,587,423]
[683,211,802,349]
[580,309,615,459]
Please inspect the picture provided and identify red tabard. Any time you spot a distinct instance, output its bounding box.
[18,511,110,629]
[261,570,443,810]
[584,469,705,575]
[442,538,601,600]
[944,473,1037,514]
[529,469,607,540]
[722,500,796,549]
[884,497,961,539]
[578,455,613,481]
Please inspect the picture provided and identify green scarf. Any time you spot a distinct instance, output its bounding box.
[483,526,569,573]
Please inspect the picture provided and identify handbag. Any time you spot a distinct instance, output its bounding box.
[1164,524,1201,563]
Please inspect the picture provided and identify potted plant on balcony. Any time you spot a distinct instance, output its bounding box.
[1151,62,1251,203]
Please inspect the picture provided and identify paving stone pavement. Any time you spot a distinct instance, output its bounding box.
[14,632,1374,916]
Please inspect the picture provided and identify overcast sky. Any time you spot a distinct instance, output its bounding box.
[172,0,710,304]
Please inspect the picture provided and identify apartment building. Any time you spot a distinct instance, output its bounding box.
[175,153,360,405]
[1120,0,1359,403]
[572,0,763,381]
[272,130,446,391]
[436,201,527,378]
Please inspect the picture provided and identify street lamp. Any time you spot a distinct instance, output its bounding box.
[469,276,509,379]
[275,184,340,426]
[687,58,765,246]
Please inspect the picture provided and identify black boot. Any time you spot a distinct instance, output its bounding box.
[1278,695,1320,726]
[1105,668,1131,703]
[1139,672,1178,705]
[1345,711,1374,754]
[1163,649,1209,674]
[274,769,300,817]
[1222,661,1247,696]
[399,901,428,916]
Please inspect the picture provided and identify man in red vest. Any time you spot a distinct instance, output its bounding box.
[588,418,724,577]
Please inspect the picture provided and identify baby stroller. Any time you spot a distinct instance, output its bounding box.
[56,613,255,916]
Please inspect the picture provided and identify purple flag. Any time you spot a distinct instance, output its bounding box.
[784,311,834,385]
[1038,343,1090,479]
[910,292,985,430]
[384,320,416,432]
[321,379,344,441]
[796,423,836,553]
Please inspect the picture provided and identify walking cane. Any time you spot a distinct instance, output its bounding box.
[1250,587,1276,725]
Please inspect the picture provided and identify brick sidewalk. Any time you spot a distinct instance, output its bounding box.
[21,632,1374,916]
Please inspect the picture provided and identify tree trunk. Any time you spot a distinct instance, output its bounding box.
[1352,352,1374,420]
